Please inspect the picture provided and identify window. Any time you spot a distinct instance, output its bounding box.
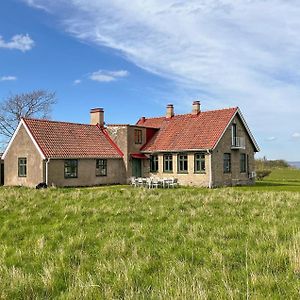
[223,153,231,173]
[240,153,247,173]
[178,153,188,173]
[163,154,173,172]
[134,129,142,144]
[194,153,205,173]
[18,158,27,177]
[232,123,237,146]
[150,155,158,172]
[96,159,107,176]
[64,160,78,178]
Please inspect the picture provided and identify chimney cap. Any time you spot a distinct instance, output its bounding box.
[167,103,174,107]
[90,107,103,113]
[193,100,200,105]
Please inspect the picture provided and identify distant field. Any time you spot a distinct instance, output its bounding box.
[235,168,300,192]
[0,170,299,299]
[266,167,300,182]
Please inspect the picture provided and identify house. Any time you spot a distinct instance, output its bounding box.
[1,102,259,187]
[1,109,126,187]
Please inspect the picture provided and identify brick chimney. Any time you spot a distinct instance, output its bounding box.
[139,116,146,124]
[90,108,104,127]
[192,101,201,115]
[166,104,174,119]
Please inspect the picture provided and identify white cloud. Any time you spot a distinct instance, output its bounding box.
[0,76,17,81]
[0,34,34,52]
[89,70,129,82]
[292,132,300,139]
[73,79,81,85]
[24,1,300,159]
[266,137,277,142]
[23,0,51,12]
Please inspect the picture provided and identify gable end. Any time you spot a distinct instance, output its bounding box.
[1,119,46,160]
[212,108,260,152]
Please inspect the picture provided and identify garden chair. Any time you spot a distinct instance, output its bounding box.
[130,177,137,187]
[152,178,160,188]
[169,178,178,188]
[145,177,152,189]
[137,177,144,187]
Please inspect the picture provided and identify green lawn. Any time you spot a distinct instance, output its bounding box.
[0,171,299,299]
[236,168,300,192]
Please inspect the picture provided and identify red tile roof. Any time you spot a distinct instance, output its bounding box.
[23,118,123,159]
[136,107,238,152]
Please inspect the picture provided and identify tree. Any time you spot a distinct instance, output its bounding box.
[0,90,56,139]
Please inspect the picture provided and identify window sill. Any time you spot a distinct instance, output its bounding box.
[194,172,206,174]
[178,171,188,174]
[64,176,78,179]
[96,175,107,177]
[163,171,173,173]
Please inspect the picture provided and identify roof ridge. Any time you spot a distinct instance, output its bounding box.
[139,106,238,120]
[22,117,95,127]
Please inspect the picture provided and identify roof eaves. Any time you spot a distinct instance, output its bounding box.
[2,119,46,160]
[211,108,238,150]
[236,108,260,152]
[141,148,210,153]
[22,118,47,159]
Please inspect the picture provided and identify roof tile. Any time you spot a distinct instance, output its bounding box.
[136,107,238,152]
[23,118,122,159]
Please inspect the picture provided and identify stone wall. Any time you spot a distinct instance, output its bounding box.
[107,125,148,179]
[144,152,211,187]
[48,158,126,187]
[211,114,256,187]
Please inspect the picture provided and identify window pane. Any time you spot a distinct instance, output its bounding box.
[134,129,142,144]
[178,154,188,172]
[64,160,78,178]
[223,153,231,173]
[96,159,107,176]
[150,155,158,172]
[18,158,27,177]
[163,154,173,172]
[240,154,246,173]
[195,153,205,173]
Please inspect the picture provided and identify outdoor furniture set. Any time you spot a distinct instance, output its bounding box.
[130,177,179,188]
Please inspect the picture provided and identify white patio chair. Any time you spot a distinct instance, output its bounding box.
[145,177,152,189]
[152,178,160,188]
[169,178,178,188]
[130,177,137,187]
[163,178,172,188]
[137,177,144,187]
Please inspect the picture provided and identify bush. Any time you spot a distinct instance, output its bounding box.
[256,169,272,180]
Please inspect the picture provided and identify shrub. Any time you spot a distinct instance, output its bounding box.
[256,169,272,180]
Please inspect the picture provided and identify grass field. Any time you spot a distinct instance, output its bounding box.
[0,169,299,299]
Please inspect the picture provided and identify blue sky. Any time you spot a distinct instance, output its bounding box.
[0,0,300,160]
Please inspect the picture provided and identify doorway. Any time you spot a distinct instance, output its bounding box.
[132,159,142,177]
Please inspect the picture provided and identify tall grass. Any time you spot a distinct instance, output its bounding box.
[0,186,299,299]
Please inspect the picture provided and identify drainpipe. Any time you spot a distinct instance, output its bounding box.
[45,158,50,186]
[207,150,213,189]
